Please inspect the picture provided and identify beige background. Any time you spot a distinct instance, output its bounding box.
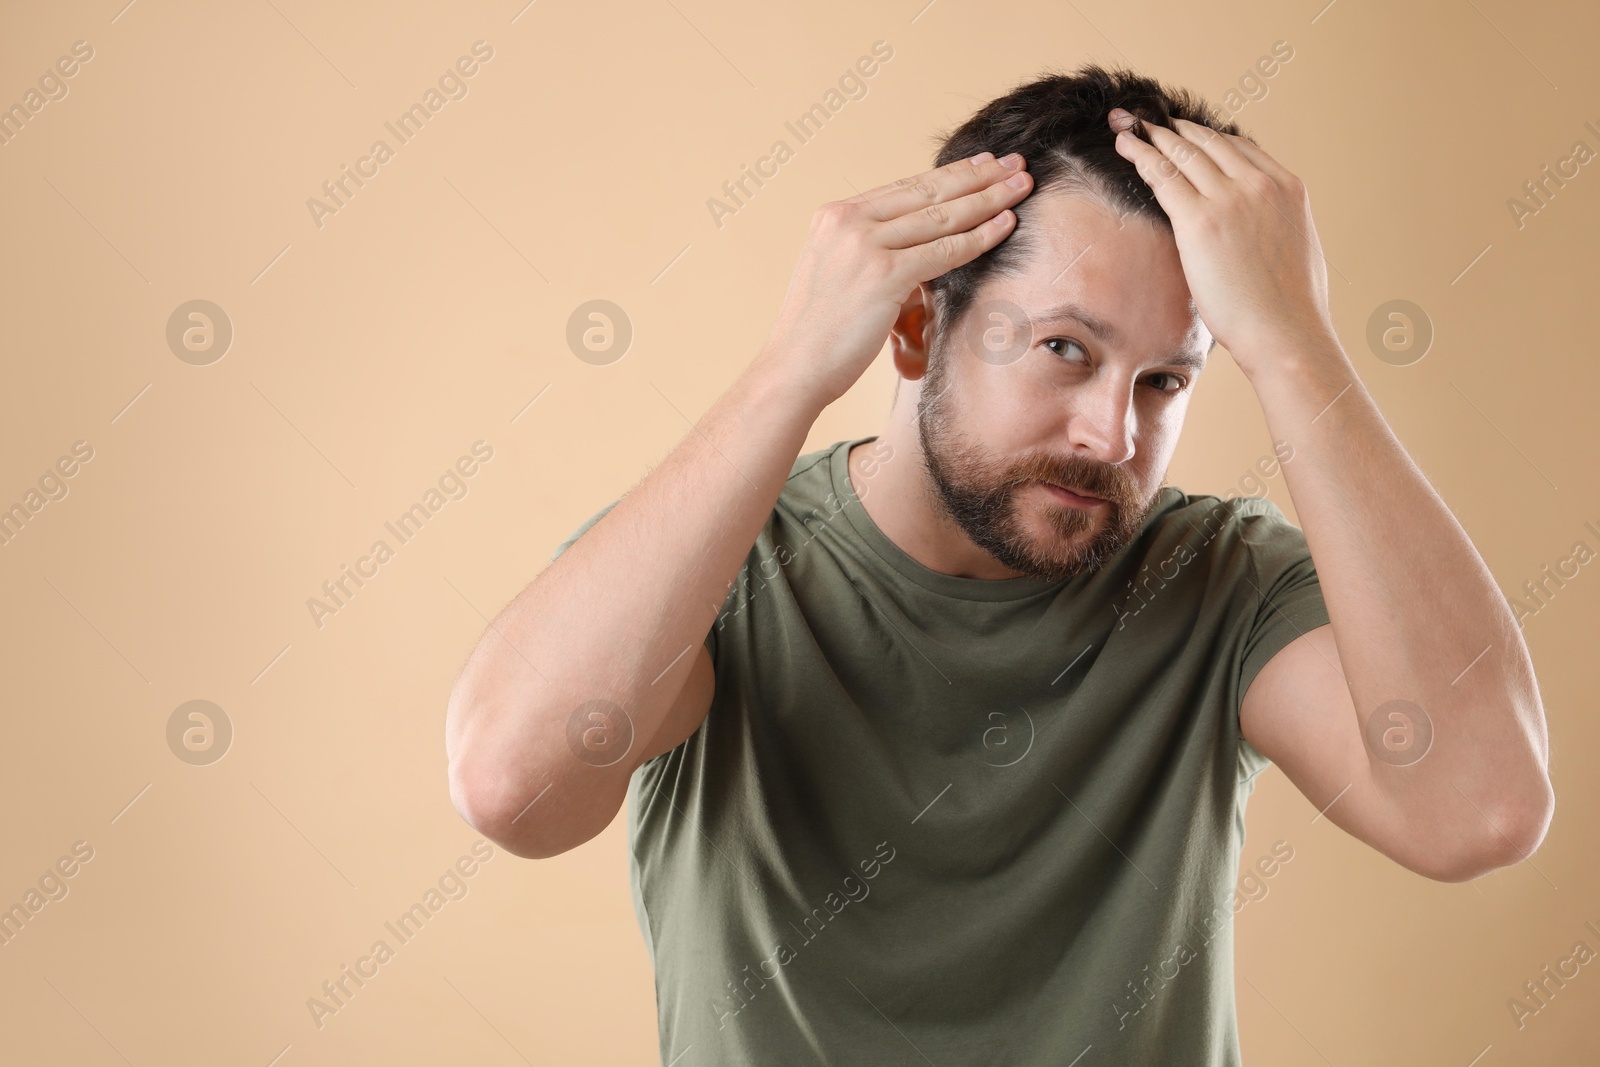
[1,0,1596,1063]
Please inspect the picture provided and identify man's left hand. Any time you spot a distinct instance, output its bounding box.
[1108,106,1337,374]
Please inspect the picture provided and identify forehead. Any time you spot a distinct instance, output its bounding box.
[993,188,1210,358]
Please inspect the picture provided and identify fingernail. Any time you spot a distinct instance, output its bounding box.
[999,152,1022,169]
[1109,107,1130,121]
[970,151,994,166]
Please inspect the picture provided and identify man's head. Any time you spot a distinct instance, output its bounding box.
[888,63,1246,582]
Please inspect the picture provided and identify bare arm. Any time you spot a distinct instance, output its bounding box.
[445,359,825,858]
[445,148,1038,859]
[1110,110,1552,878]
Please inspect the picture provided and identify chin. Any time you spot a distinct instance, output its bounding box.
[1033,495,1103,528]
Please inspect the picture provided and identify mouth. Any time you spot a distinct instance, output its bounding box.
[1039,481,1106,508]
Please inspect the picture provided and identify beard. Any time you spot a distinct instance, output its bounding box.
[915,355,1158,583]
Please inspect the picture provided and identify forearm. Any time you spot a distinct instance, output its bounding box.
[1244,335,1551,849]
[446,348,827,836]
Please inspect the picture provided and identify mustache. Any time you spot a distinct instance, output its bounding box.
[1002,454,1126,501]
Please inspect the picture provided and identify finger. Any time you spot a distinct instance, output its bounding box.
[1112,125,1203,213]
[876,165,1033,250]
[1122,114,1228,199]
[886,201,1018,284]
[1217,130,1298,189]
[846,151,1027,225]
[838,151,985,206]
[1170,117,1259,184]
[841,150,998,207]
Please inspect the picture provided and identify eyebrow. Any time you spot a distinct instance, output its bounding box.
[1031,300,1208,372]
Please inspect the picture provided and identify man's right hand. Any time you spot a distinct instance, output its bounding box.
[758,151,1034,408]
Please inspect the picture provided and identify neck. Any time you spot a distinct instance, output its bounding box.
[847,393,1030,582]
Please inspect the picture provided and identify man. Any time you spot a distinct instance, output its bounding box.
[444,63,1552,1065]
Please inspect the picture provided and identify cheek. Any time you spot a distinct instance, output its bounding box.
[1134,399,1186,463]
[1139,385,1189,426]
[952,367,1034,432]
[994,396,1069,452]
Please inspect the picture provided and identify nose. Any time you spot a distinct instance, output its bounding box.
[1065,373,1136,466]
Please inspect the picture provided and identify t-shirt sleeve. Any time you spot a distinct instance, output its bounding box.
[1232,496,1331,776]
[550,498,719,664]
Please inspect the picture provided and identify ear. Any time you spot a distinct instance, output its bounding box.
[888,285,934,382]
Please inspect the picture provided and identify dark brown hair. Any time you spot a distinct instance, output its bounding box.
[916,62,1246,376]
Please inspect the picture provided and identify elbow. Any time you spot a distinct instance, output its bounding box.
[1415,777,1556,883]
[447,748,555,861]
[447,742,609,862]
[448,754,512,852]
[1480,775,1556,873]
[451,764,563,863]
[445,682,553,860]
[445,677,625,861]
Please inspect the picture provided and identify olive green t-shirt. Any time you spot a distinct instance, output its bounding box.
[551,435,1329,1066]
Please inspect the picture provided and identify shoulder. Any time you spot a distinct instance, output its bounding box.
[786,441,836,482]
[1121,490,1312,610]
[1156,487,1289,525]
[772,436,877,521]
[1137,488,1293,559]
[553,439,861,565]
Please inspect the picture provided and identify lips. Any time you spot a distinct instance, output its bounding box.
[1043,481,1104,501]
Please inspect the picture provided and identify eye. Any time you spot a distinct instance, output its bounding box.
[1045,337,1190,394]
[1043,337,1088,362]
